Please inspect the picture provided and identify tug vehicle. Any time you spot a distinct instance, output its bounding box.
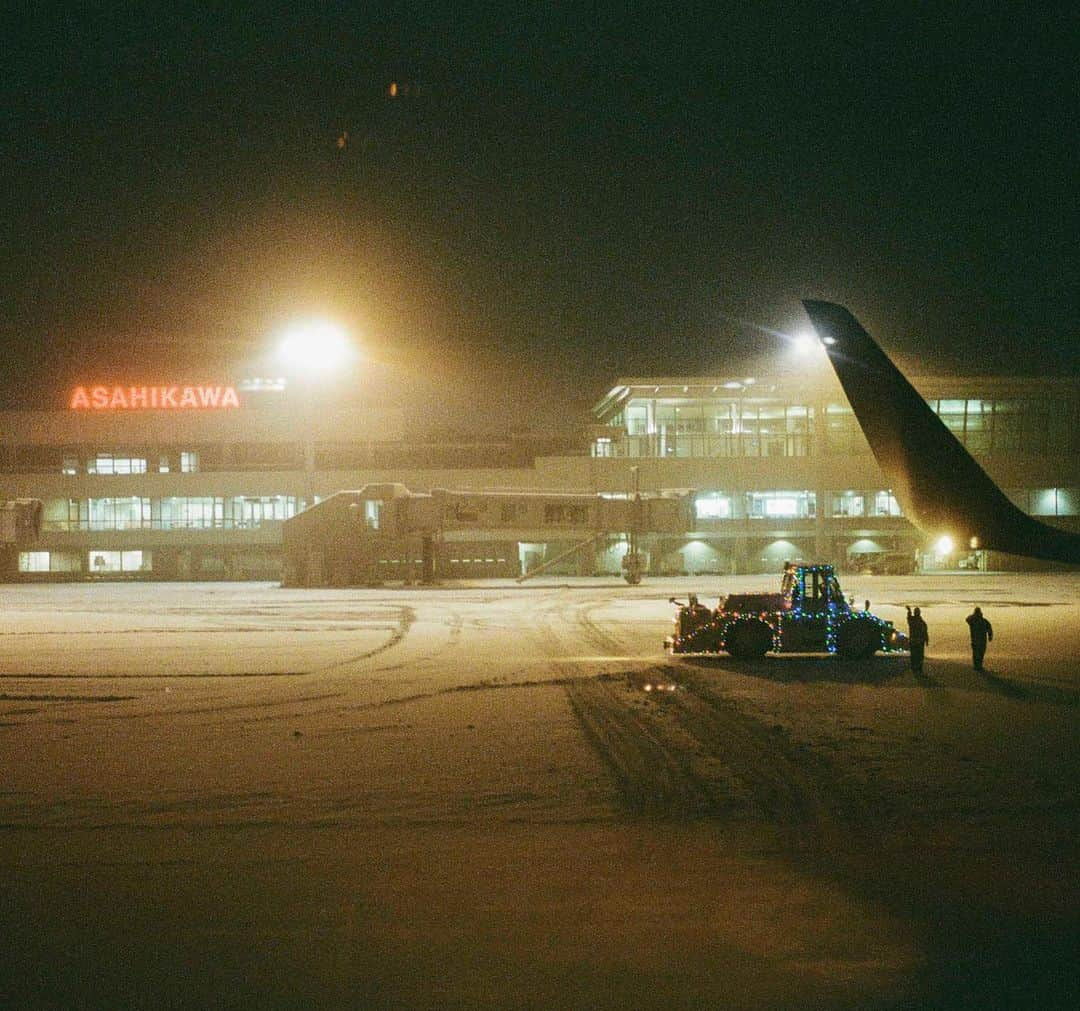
[665,561,907,659]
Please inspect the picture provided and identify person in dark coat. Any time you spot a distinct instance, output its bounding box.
[905,605,929,673]
[965,606,993,671]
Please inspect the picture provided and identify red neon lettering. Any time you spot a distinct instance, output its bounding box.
[69,384,242,409]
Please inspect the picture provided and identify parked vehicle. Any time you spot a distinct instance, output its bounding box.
[666,562,907,659]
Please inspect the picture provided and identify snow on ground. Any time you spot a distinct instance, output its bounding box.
[1,574,1077,1008]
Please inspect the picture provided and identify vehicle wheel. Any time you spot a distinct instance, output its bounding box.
[727,622,772,659]
[837,620,879,659]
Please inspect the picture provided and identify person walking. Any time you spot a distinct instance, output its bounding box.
[965,606,994,671]
[906,605,929,673]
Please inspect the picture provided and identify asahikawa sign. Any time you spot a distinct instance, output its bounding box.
[69,385,242,410]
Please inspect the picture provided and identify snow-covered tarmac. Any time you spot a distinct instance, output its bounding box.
[2,574,1077,1008]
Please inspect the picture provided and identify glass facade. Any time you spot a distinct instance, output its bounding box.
[1008,487,1079,517]
[606,400,816,458]
[39,496,302,531]
[925,398,1074,456]
[594,391,1078,459]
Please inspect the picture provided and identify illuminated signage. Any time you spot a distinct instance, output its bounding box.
[69,386,242,410]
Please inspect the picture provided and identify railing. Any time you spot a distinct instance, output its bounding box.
[612,433,816,458]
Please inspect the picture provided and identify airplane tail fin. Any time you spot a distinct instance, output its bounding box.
[803,300,1079,565]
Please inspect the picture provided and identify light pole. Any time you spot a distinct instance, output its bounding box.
[623,464,643,584]
[276,318,354,512]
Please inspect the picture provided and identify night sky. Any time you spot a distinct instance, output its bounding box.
[2,5,1076,422]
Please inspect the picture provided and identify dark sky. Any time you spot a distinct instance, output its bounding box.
[2,4,1076,422]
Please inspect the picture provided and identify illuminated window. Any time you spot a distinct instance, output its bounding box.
[231,496,296,528]
[62,455,79,475]
[88,497,151,530]
[746,491,816,519]
[765,497,798,517]
[21,548,80,574]
[872,491,902,517]
[625,405,649,436]
[18,551,50,572]
[180,451,199,473]
[21,551,80,572]
[823,404,867,454]
[695,495,731,519]
[160,497,224,529]
[831,492,865,517]
[88,550,149,573]
[1030,488,1078,516]
[88,454,147,475]
[935,399,966,437]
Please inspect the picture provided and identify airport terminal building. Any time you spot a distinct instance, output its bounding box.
[1,372,1076,581]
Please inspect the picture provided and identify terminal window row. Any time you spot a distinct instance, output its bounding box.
[9,445,306,475]
[692,488,1079,521]
[20,550,147,574]
[694,490,898,521]
[17,550,274,576]
[40,496,307,531]
[6,441,558,474]
[596,397,1077,458]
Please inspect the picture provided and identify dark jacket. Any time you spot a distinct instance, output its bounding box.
[966,613,993,643]
[907,613,929,646]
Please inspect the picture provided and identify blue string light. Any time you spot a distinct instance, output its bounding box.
[669,561,905,655]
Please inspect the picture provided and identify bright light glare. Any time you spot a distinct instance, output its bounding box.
[277,319,352,374]
[935,535,954,555]
[792,332,817,355]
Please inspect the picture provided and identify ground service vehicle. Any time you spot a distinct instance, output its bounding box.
[666,562,907,659]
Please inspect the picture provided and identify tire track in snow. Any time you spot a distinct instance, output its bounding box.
[313,606,416,672]
[545,591,851,847]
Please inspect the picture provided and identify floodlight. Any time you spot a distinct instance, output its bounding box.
[277,319,352,373]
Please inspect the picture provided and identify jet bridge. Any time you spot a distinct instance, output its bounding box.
[282,483,692,586]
